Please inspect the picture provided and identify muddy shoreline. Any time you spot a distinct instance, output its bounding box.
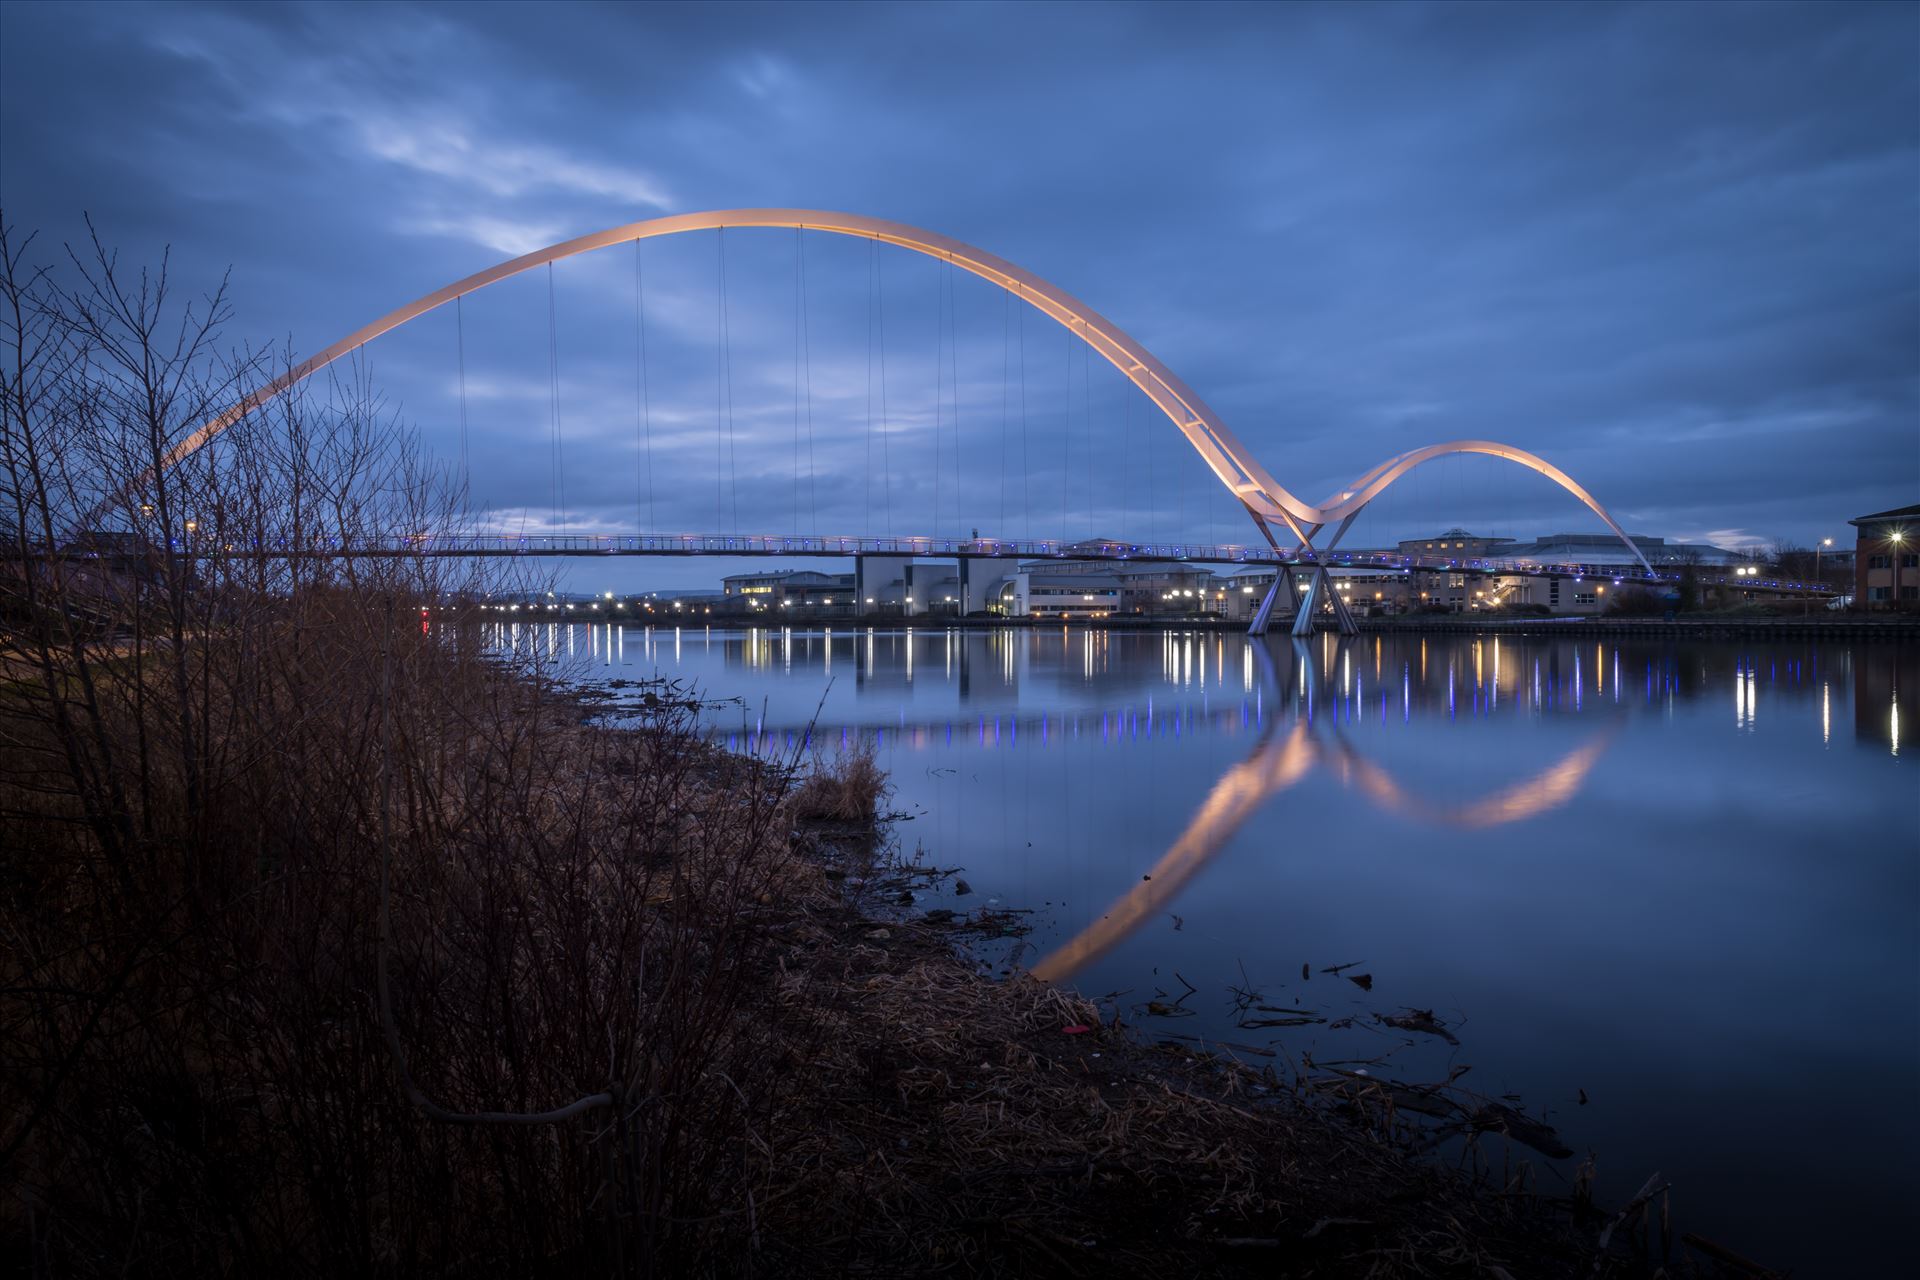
[763,798,1779,1278]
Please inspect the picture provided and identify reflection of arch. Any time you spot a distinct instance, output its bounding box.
[1029,722,1315,982]
[1322,729,1615,829]
[1028,689,1615,983]
[115,210,1646,575]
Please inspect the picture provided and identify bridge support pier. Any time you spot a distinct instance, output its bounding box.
[1289,565,1360,637]
[1286,511,1361,638]
[854,554,867,613]
[958,558,972,616]
[1248,565,1295,636]
[1290,568,1349,637]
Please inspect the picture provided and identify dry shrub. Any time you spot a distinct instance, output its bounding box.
[790,738,888,825]
[0,223,832,1278]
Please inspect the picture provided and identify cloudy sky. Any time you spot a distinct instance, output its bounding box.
[3,0,1915,588]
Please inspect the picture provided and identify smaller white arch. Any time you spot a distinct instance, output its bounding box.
[1310,440,1657,576]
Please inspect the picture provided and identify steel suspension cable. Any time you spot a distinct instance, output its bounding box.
[1167,402,1182,537]
[933,256,945,540]
[1119,361,1130,543]
[948,259,962,543]
[866,240,877,538]
[791,233,798,533]
[798,231,817,536]
[1017,292,1029,538]
[1061,323,1071,542]
[718,228,740,535]
[793,230,803,536]
[1084,326,1094,542]
[1145,371,1155,543]
[455,294,469,501]
[546,263,566,535]
[877,241,893,536]
[999,287,1010,533]
[635,239,654,537]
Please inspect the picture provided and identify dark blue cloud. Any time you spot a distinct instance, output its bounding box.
[3,0,1914,588]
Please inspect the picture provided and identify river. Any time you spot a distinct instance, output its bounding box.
[500,621,1917,1273]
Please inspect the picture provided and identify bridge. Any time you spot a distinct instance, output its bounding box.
[85,208,1831,634]
[134,530,1829,597]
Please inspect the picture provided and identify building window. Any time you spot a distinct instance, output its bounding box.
[1871,587,1892,601]
[1905,586,1919,600]
[1549,579,1560,605]
[1903,554,1919,569]
[1574,592,1597,605]
[1869,554,1891,569]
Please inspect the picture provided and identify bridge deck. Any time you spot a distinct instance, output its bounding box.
[63,531,1832,593]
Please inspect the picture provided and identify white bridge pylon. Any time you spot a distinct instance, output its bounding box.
[139,209,1657,631]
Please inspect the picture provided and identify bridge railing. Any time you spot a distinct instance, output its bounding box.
[49,529,1835,592]
[369,532,1280,562]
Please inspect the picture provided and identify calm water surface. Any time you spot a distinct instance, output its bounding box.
[508,622,1917,1273]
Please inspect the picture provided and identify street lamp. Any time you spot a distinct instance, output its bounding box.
[1808,537,1835,615]
[1893,530,1907,612]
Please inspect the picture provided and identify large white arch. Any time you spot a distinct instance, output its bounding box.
[129,209,1650,568]
[134,209,1291,529]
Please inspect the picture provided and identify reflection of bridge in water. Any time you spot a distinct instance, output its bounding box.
[502,620,1905,968]
[1026,640,1620,981]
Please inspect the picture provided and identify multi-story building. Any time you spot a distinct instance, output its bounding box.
[719,569,856,614]
[990,572,1123,618]
[1485,531,1740,569]
[986,558,1224,616]
[1397,528,1516,557]
[1850,503,1919,610]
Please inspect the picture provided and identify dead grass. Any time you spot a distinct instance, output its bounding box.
[789,739,889,824]
[703,858,1696,1279]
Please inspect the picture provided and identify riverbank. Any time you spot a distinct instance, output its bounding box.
[726,789,1730,1276]
[5,630,1773,1278]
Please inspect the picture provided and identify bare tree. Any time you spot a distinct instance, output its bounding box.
[2,218,830,1277]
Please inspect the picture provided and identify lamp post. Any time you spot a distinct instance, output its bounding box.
[1807,537,1833,615]
[1893,530,1906,613]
